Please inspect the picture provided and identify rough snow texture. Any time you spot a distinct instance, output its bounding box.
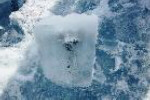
[0,0,57,98]
[0,0,150,100]
[34,13,98,87]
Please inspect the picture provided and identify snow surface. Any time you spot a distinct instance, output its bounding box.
[34,13,98,87]
[0,0,57,96]
[0,47,21,95]
[0,0,150,99]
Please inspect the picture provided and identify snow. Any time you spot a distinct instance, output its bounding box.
[0,0,150,99]
[0,0,58,96]
[138,0,150,10]
[0,26,3,30]
[34,13,98,87]
[93,0,115,18]
[116,80,129,91]
[0,47,22,95]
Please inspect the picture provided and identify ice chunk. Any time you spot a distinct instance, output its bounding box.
[34,13,98,87]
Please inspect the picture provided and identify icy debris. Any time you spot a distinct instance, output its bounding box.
[0,26,3,30]
[10,0,57,36]
[34,13,98,87]
[0,47,23,95]
[93,0,115,18]
[0,0,57,97]
[116,79,129,91]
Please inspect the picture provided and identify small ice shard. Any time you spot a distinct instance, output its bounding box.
[34,13,98,87]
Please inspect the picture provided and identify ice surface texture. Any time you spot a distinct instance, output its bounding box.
[34,13,98,87]
[0,0,150,100]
